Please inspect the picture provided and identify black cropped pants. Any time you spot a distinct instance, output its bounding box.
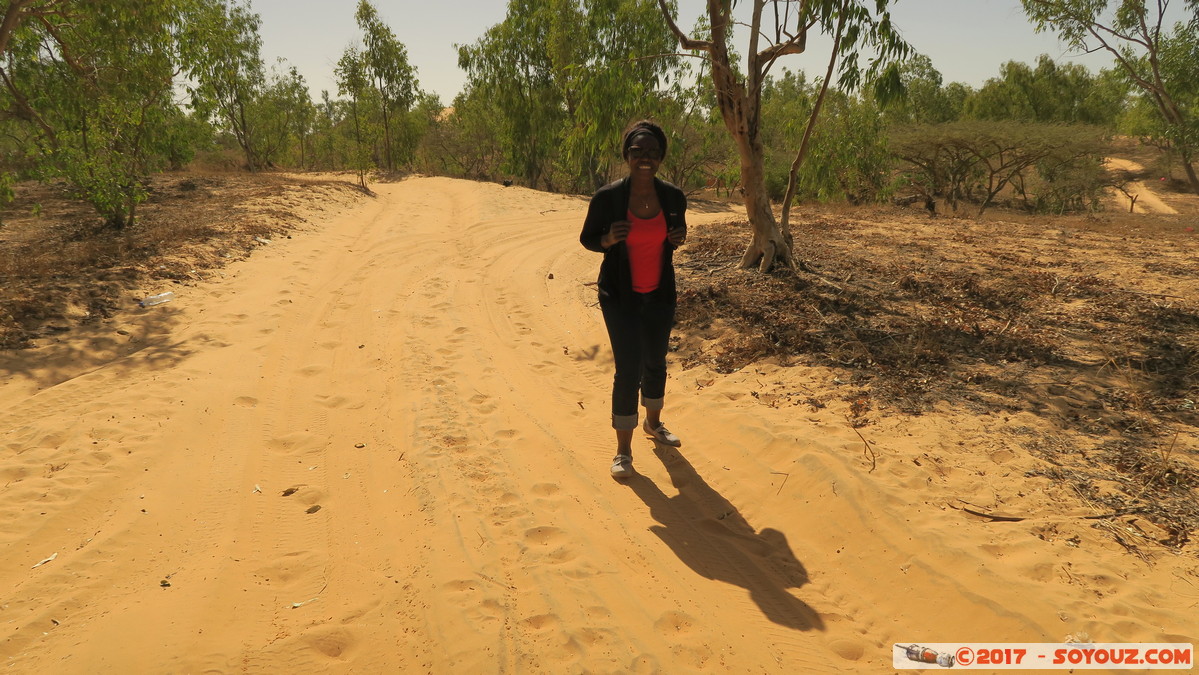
[600,295,675,430]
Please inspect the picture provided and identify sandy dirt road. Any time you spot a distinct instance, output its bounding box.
[1,177,1194,673]
[1106,158,1180,215]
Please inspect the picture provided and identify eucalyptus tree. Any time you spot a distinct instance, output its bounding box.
[459,0,677,192]
[354,0,418,171]
[255,62,314,168]
[657,0,910,272]
[416,84,507,180]
[884,54,967,125]
[761,70,889,204]
[655,60,733,192]
[180,0,268,171]
[458,1,560,189]
[335,46,375,189]
[1021,0,1199,192]
[963,55,1124,126]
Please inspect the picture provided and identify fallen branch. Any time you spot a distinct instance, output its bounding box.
[848,423,877,473]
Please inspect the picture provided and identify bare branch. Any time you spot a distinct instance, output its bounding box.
[757,33,807,64]
[655,0,713,51]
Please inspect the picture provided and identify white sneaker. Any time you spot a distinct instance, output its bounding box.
[643,421,682,447]
[610,454,633,478]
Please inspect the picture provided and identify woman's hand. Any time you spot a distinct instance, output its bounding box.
[602,220,631,248]
[668,226,686,247]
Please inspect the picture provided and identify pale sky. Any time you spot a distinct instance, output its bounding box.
[249,0,1126,104]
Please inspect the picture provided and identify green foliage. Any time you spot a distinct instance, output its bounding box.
[335,46,377,187]
[890,121,1112,215]
[655,76,733,192]
[1021,0,1199,190]
[1131,19,1199,170]
[761,71,890,203]
[180,0,268,171]
[963,55,1125,126]
[415,86,505,180]
[0,0,197,227]
[882,54,967,125]
[0,171,14,226]
[253,62,314,168]
[355,0,419,171]
[457,0,677,192]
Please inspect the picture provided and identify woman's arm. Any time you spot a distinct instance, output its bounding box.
[666,188,687,248]
[579,193,610,252]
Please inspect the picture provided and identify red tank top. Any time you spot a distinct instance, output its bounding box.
[626,210,666,293]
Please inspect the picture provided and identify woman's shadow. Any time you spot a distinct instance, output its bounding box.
[624,442,824,632]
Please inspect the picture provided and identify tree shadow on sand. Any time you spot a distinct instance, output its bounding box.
[624,442,824,632]
[0,304,200,390]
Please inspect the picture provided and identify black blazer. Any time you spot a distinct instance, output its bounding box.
[579,177,687,305]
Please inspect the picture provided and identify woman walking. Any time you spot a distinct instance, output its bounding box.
[579,120,688,478]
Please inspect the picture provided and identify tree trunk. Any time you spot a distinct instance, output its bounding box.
[708,5,793,273]
[1181,152,1199,194]
[736,137,792,272]
[380,100,393,171]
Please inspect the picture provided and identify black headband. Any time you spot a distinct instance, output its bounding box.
[622,126,667,158]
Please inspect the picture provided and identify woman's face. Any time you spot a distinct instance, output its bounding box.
[625,133,662,178]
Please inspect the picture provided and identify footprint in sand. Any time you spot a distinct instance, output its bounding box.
[523,526,565,546]
[654,610,696,635]
[827,637,868,662]
[521,614,561,631]
[302,626,356,660]
[314,394,349,409]
[468,395,497,414]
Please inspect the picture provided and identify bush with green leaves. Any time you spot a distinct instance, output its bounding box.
[1,0,199,228]
[761,72,892,204]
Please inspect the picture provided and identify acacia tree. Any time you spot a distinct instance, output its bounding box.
[891,121,1110,215]
[657,0,909,272]
[1021,0,1199,192]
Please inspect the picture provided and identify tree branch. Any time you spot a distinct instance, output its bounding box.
[780,0,845,232]
[0,63,57,147]
[655,0,712,51]
[0,0,37,56]
[757,33,807,66]
[36,13,88,78]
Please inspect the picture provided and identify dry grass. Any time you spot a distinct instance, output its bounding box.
[0,171,367,348]
[674,206,1199,551]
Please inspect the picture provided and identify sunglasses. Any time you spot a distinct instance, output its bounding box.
[629,146,662,160]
